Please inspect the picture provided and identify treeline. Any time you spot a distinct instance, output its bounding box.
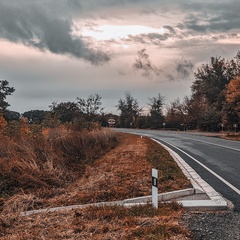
[1,52,240,132]
[166,52,240,131]
[0,94,113,134]
[116,52,240,131]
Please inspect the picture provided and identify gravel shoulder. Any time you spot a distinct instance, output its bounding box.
[182,210,240,240]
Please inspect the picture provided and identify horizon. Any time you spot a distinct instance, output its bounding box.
[0,1,240,114]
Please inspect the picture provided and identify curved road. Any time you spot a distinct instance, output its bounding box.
[115,129,240,211]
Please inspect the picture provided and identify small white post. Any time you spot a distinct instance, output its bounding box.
[152,168,158,208]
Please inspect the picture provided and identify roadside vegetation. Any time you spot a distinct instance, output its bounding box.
[224,132,240,141]
[1,203,190,239]
[0,121,191,239]
[0,123,117,198]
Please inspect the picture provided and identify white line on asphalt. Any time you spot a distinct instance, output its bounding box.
[160,139,240,196]
[180,136,240,152]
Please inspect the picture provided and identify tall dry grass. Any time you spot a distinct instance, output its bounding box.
[0,125,118,236]
[0,129,192,239]
[0,126,118,198]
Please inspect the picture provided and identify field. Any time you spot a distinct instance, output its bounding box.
[0,127,191,239]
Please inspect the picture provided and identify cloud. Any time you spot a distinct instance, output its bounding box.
[158,58,194,82]
[140,8,158,15]
[133,49,159,79]
[0,1,110,64]
[129,32,172,46]
[176,58,194,78]
[179,1,240,34]
[133,49,194,81]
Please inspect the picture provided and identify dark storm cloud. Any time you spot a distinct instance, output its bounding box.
[179,1,240,34]
[0,1,110,64]
[101,0,240,45]
[1,0,238,64]
[120,0,240,49]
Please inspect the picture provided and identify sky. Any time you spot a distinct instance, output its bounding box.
[0,0,240,114]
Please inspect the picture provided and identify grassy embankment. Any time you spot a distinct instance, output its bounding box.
[0,125,191,239]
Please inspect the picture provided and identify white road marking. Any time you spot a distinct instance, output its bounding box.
[180,136,240,152]
[160,139,240,196]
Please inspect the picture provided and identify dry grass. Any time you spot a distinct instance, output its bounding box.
[41,133,190,207]
[0,127,118,197]
[0,203,190,240]
[146,138,191,193]
[223,132,240,141]
[0,129,191,239]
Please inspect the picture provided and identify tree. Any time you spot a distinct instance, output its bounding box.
[183,95,207,129]
[148,93,165,129]
[138,115,151,129]
[165,98,188,130]
[222,77,240,128]
[116,92,140,128]
[192,56,231,112]
[228,51,240,78]
[0,80,15,114]
[49,101,79,123]
[198,107,222,132]
[22,110,48,124]
[189,54,240,131]
[77,94,104,121]
[225,77,240,108]
[3,110,20,122]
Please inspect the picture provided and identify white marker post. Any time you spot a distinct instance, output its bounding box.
[152,168,158,209]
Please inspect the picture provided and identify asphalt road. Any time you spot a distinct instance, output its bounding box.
[115,129,240,211]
